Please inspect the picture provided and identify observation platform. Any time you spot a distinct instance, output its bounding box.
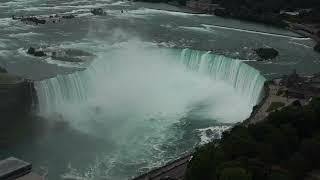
[0,157,42,180]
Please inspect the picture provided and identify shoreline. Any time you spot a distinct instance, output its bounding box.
[153,2,319,43]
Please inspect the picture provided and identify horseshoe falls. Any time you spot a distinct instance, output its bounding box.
[34,46,266,179]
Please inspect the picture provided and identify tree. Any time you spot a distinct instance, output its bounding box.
[287,152,309,180]
[219,167,252,180]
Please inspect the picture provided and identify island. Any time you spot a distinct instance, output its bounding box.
[254,48,279,61]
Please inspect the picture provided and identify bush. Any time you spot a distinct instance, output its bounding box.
[220,167,252,180]
[185,98,320,180]
[0,66,7,73]
[314,42,320,52]
[254,48,279,60]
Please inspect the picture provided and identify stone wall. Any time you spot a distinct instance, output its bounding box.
[0,80,37,115]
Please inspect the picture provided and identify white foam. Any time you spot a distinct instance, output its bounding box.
[202,24,311,40]
[44,57,86,68]
[179,26,215,34]
[197,126,231,145]
[8,32,41,38]
[289,41,312,48]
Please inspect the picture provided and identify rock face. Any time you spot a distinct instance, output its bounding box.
[0,75,37,114]
[314,42,320,52]
[254,48,279,60]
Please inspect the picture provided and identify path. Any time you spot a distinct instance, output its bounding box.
[132,155,192,180]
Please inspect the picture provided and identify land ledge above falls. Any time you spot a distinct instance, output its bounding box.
[0,72,37,115]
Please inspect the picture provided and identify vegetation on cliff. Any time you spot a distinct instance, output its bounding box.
[254,48,279,60]
[185,97,320,180]
[0,66,7,73]
[314,42,320,52]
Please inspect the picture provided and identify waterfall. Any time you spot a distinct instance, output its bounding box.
[178,48,266,104]
[35,47,266,117]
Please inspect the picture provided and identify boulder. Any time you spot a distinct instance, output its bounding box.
[254,48,279,60]
[91,8,106,16]
[27,47,35,55]
[34,51,47,57]
[21,17,46,24]
[62,15,75,19]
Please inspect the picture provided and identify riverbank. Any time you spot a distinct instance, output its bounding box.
[145,0,320,43]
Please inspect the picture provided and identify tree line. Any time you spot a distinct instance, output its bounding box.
[185,98,320,180]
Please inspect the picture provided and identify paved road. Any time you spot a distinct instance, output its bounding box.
[132,155,192,180]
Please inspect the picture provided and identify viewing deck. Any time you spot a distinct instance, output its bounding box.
[132,154,192,180]
[0,157,42,180]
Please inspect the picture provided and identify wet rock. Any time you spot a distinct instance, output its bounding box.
[91,8,106,16]
[34,51,47,57]
[62,15,75,19]
[21,17,46,25]
[27,47,35,55]
[205,129,214,136]
[254,48,279,60]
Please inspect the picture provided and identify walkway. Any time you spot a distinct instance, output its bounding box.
[249,84,305,124]
[132,155,192,180]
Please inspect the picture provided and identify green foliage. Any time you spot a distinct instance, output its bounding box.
[254,48,279,60]
[266,102,285,112]
[268,171,290,180]
[314,42,320,52]
[0,66,7,73]
[186,98,320,180]
[287,152,309,179]
[220,167,252,180]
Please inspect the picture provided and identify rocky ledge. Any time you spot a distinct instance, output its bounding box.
[0,66,37,115]
[27,47,94,63]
